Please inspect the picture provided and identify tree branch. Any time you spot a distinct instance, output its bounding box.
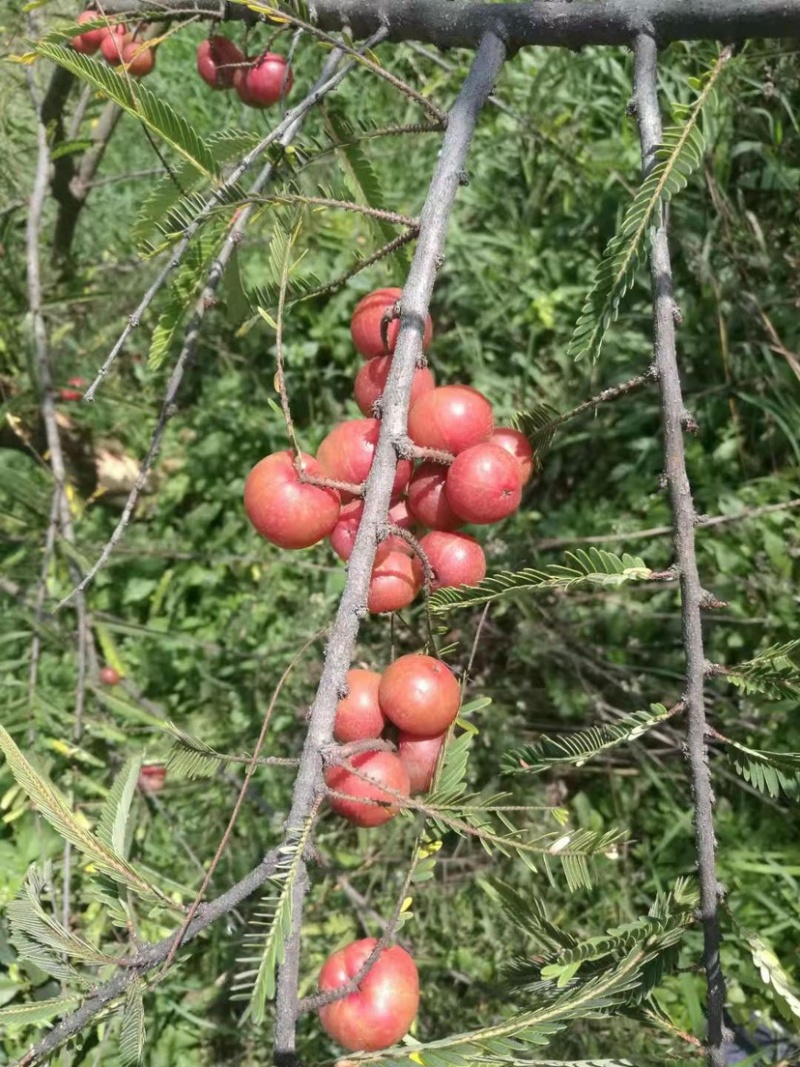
[633,33,726,1067]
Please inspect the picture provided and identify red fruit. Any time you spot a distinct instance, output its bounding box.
[351,287,433,361]
[490,427,535,485]
[100,23,127,64]
[318,938,419,1052]
[411,531,486,591]
[138,764,167,793]
[235,52,293,108]
[317,419,411,500]
[368,551,420,614]
[197,36,244,90]
[70,11,108,53]
[99,666,121,686]
[408,385,494,455]
[354,356,435,417]
[325,751,409,828]
[121,37,156,77]
[397,730,447,794]
[67,376,87,388]
[334,670,385,743]
[446,443,523,525]
[244,450,340,550]
[379,654,460,736]
[330,498,412,563]
[407,462,463,531]
[57,388,83,402]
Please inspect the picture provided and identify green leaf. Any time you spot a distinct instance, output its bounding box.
[718,639,800,700]
[511,403,561,471]
[97,757,142,861]
[429,550,652,614]
[119,980,147,1066]
[745,933,800,1020]
[722,736,800,799]
[0,995,81,1026]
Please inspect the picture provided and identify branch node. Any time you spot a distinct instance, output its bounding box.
[699,589,728,610]
[681,409,699,435]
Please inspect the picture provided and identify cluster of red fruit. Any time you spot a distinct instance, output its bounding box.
[244,286,533,610]
[69,11,157,77]
[197,36,293,108]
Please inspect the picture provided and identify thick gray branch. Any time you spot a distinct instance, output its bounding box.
[633,33,726,1067]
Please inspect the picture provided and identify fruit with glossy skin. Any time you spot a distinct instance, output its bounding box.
[317,419,412,500]
[379,654,460,736]
[235,52,293,107]
[406,462,463,531]
[368,551,420,613]
[445,443,523,524]
[138,764,167,793]
[354,356,435,417]
[329,499,412,563]
[318,938,420,1052]
[121,37,156,77]
[334,670,386,743]
[197,36,244,89]
[244,450,340,549]
[350,287,433,361]
[397,730,447,794]
[408,385,494,455]
[100,23,127,64]
[411,531,486,591]
[99,666,121,686]
[490,427,535,485]
[325,751,409,827]
[70,11,109,54]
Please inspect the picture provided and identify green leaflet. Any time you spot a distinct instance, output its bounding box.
[119,981,147,1066]
[720,638,800,700]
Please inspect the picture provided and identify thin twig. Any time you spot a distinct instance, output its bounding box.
[634,34,728,1067]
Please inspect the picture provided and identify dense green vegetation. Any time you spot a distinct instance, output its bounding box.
[1,9,799,1066]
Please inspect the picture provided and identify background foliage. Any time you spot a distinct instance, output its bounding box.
[1,9,799,1065]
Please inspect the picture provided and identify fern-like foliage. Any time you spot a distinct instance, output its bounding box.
[35,44,219,179]
[503,704,675,776]
[0,995,81,1027]
[567,56,728,363]
[429,550,652,614]
[119,981,147,1066]
[722,736,800,799]
[745,932,800,1020]
[512,402,561,470]
[164,721,257,778]
[718,639,800,700]
[97,757,141,861]
[234,817,315,1021]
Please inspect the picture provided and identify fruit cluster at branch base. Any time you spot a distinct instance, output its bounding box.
[196,35,293,108]
[69,12,157,78]
[242,286,534,610]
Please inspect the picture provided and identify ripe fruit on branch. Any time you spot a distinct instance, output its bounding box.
[100,24,127,64]
[70,11,109,54]
[197,35,243,89]
[411,531,486,591]
[235,52,293,107]
[407,462,463,531]
[334,670,386,743]
[317,419,412,500]
[368,552,420,614]
[446,443,522,525]
[57,389,83,402]
[397,730,447,794]
[121,37,156,77]
[408,385,494,455]
[490,427,535,485]
[244,450,340,550]
[330,499,412,563]
[99,666,121,686]
[350,287,433,361]
[138,764,167,793]
[379,654,460,736]
[317,938,420,1052]
[354,356,435,417]
[325,751,409,827]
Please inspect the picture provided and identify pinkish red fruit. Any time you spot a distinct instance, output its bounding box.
[445,443,522,524]
[412,530,486,591]
[397,730,447,794]
[408,385,494,455]
[244,450,340,549]
[407,462,463,531]
[354,355,435,417]
[334,669,386,743]
[379,654,460,736]
[490,427,535,485]
[325,751,409,827]
[368,551,420,613]
[197,36,244,89]
[350,287,433,361]
[317,419,411,500]
[235,52,293,107]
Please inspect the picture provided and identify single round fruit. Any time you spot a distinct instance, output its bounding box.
[368,551,420,614]
[197,35,244,89]
[330,499,412,563]
[70,10,108,53]
[408,385,494,455]
[334,670,385,743]
[138,764,167,793]
[325,751,409,827]
[317,419,412,499]
[411,531,486,591]
[318,938,420,1052]
[57,388,83,402]
[235,52,293,107]
[379,654,460,736]
[244,450,340,550]
[354,356,435,417]
[100,23,127,64]
[99,666,121,686]
[490,427,535,485]
[350,287,433,361]
[445,443,523,525]
[407,462,463,531]
[397,730,447,794]
[121,37,156,77]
